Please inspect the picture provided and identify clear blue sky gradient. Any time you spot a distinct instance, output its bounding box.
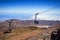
[0,0,60,21]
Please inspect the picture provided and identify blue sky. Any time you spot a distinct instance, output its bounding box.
[0,0,60,21]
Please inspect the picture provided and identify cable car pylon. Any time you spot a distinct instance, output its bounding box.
[34,5,59,24]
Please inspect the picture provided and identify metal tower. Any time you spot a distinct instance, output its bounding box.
[34,5,59,24]
[34,13,39,24]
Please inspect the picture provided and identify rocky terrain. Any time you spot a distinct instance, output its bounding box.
[0,19,60,40]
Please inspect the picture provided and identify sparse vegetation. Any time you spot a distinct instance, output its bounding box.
[0,26,43,40]
[0,19,60,40]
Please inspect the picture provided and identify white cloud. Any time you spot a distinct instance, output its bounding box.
[30,13,60,21]
[0,6,60,21]
[30,7,60,21]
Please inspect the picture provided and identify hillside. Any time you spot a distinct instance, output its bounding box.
[0,19,60,40]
